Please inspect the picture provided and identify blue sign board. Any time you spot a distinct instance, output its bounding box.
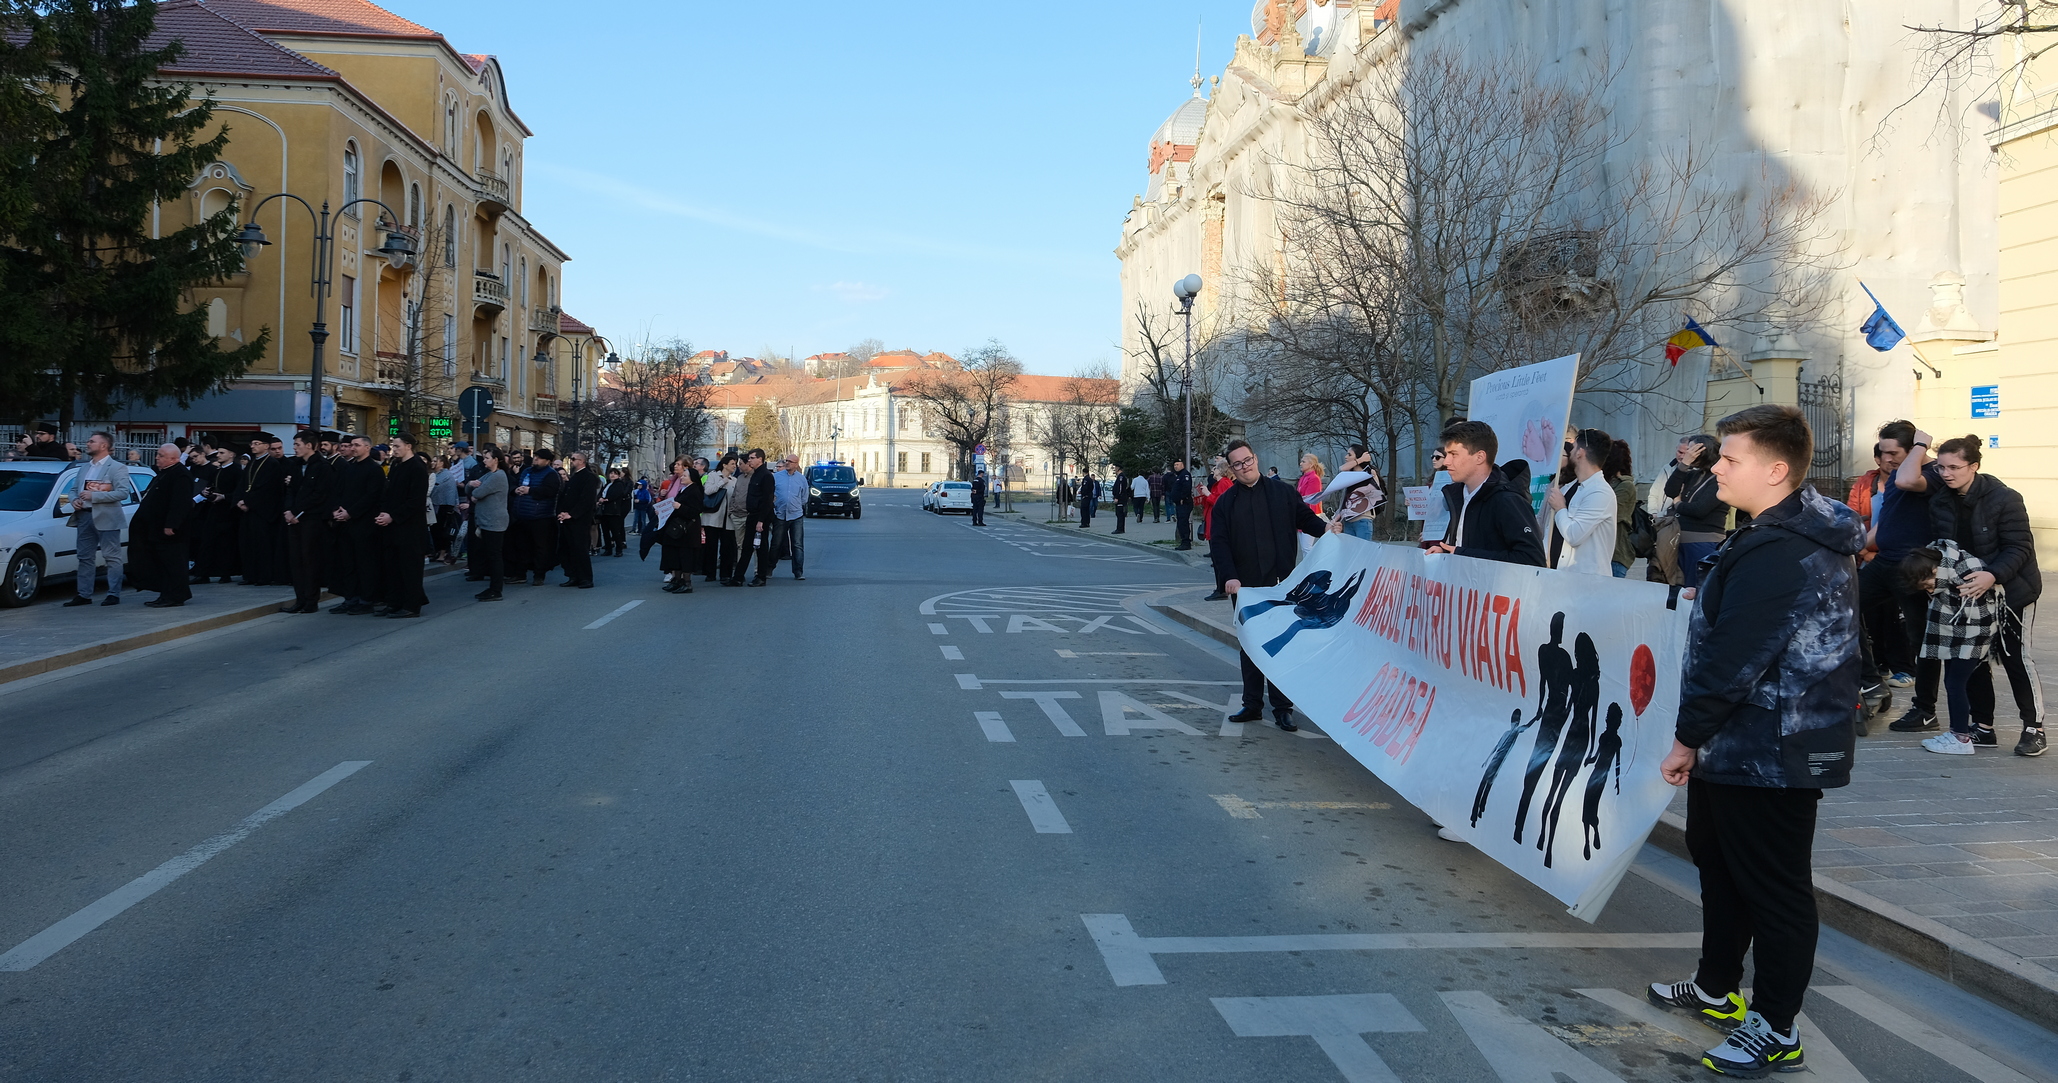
[1972,384,2000,419]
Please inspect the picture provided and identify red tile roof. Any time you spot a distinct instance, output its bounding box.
[558,313,594,335]
[156,2,341,80]
[194,0,435,38]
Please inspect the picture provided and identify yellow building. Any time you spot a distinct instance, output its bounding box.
[106,0,597,453]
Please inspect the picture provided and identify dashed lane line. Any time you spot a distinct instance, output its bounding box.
[1009,780,1073,834]
[975,712,1016,743]
[583,600,643,629]
[940,645,964,660]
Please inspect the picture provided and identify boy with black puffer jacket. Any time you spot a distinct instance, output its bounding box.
[1426,420,1546,567]
[1646,405,1861,1080]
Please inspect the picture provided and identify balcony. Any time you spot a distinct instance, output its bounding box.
[373,354,408,387]
[468,370,506,389]
[472,270,508,317]
[530,305,562,335]
[533,392,559,413]
[474,169,510,215]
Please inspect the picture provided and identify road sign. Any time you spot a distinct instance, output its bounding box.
[458,386,495,425]
[1972,384,2000,419]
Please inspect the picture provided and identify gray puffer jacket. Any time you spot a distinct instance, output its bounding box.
[1677,485,1863,789]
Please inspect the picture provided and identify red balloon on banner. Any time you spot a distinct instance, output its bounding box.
[1630,644,1656,716]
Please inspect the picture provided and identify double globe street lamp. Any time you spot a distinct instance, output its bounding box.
[534,332,617,456]
[1173,273,1203,472]
[235,196,416,437]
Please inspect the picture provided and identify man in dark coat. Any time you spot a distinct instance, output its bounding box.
[510,448,564,585]
[281,430,333,614]
[556,451,601,588]
[1209,438,1333,731]
[373,432,431,617]
[131,444,196,607]
[21,423,69,459]
[970,471,987,526]
[197,447,242,582]
[1426,420,1547,567]
[599,467,632,557]
[237,434,287,584]
[1166,460,1194,549]
[328,435,385,615]
[743,448,777,585]
[1650,405,1861,1077]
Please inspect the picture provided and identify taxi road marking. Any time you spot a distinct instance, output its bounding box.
[1211,795,1392,819]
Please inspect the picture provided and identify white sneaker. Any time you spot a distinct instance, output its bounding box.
[1922,732,1976,755]
[1436,827,1464,842]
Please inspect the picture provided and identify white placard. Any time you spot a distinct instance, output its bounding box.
[1466,354,1579,513]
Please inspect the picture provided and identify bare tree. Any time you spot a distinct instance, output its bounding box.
[612,338,711,466]
[900,339,1021,479]
[1904,2,2058,118]
[383,214,459,440]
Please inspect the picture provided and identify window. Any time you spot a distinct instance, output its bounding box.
[444,95,459,156]
[443,206,456,266]
[501,244,510,284]
[897,407,908,432]
[342,142,360,205]
[408,183,421,228]
[499,336,509,375]
[519,257,527,307]
[896,451,907,473]
[442,315,456,377]
[338,274,357,353]
[921,452,931,474]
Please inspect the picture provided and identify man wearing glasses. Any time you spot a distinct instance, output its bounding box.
[1210,439,1337,731]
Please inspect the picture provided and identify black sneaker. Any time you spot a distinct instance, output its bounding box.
[1203,590,1228,601]
[1888,708,1939,732]
[63,595,93,607]
[1647,978,1748,1032]
[1972,726,1999,747]
[1701,1011,1803,1077]
[2018,728,2047,757]
[101,594,119,606]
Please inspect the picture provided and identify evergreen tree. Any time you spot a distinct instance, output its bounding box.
[0,0,268,426]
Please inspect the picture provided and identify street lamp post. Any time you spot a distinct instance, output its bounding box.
[538,333,615,457]
[236,198,416,437]
[1172,274,1203,471]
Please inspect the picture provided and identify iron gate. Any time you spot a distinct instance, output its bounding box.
[1798,372,1846,488]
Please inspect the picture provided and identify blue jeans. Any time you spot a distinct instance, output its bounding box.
[1680,541,1722,588]
[1611,561,1628,578]
[75,517,124,596]
[1343,518,1373,540]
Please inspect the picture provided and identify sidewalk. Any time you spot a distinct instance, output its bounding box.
[1145,581,2058,1026]
[1001,499,1208,567]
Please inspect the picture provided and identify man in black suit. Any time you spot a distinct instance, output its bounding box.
[1210,439,1337,732]
[238,433,287,584]
[556,451,601,588]
[742,448,776,586]
[198,447,242,583]
[374,432,431,617]
[281,430,333,614]
[329,435,385,615]
[131,443,196,606]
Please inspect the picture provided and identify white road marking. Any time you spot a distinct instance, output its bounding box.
[975,711,1015,743]
[1008,780,1073,834]
[1055,650,1166,657]
[1814,985,2034,1083]
[1079,914,1699,986]
[957,675,1240,689]
[1213,994,1423,1083]
[955,673,980,689]
[998,691,1089,736]
[1211,794,1392,819]
[0,761,372,971]
[583,600,643,629]
[948,614,999,633]
[1439,990,1626,1082]
[927,623,947,634]
[939,645,964,660]
[1099,690,1202,735]
[1155,689,1246,736]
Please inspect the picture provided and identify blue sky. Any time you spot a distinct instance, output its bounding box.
[396,0,1261,374]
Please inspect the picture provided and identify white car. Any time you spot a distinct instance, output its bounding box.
[0,459,158,607]
[931,480,973,515]
[921,481,942,511]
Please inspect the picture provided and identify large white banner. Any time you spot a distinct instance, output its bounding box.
[1236,534,1690,919]
[1467,353,1579,513]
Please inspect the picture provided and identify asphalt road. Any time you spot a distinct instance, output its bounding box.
[1,491,2052,1082]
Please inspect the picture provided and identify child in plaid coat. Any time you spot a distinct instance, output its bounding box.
[1902,539,2011,754]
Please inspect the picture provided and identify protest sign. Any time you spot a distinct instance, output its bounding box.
[1235,534,1689,919]
[1467,354,1579,513]
[1403,486,1435,522]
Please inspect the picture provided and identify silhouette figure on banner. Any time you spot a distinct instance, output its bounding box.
[1471,709,1530,828]
[1581,703,1625,861]
[1538,633,1601,868]
[1237,569,1336,624]
[1513,612,1575,845]
[1253,570,1365,656]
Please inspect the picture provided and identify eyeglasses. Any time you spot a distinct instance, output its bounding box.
[1228,455,1257,469]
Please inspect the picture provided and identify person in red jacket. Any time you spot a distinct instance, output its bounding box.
[1198,456,1235,599]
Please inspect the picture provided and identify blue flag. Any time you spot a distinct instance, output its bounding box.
[1859,282,1905,352]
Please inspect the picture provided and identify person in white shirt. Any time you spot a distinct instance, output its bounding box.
[1541,427,1618,575]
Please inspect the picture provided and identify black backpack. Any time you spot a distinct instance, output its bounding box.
[1628,502,1657,559]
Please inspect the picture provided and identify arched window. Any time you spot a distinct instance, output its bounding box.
[407,183,421,228]
[444,95,458,155]
[342,141,360,205]
[501,243,510,284]
[443,205,456,267]
[518,257,528,307]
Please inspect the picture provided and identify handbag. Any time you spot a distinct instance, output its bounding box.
[702,482,728,511]
[1627,502,1657,558]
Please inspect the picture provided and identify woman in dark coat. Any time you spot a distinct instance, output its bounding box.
[599,468,632,557]
[659,462,704,594]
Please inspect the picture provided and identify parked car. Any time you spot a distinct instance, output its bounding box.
[931,481,973,515]
[0,459,158,607]
[920,482,942,511]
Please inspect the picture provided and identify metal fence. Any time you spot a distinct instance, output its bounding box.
[1797,372,1846,488]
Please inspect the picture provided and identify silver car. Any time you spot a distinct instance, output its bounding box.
[0,459,159,607]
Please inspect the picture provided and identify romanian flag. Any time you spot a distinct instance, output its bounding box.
[1664,318,1717,366]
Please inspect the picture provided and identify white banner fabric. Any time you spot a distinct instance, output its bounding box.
[1235,534,1690,919]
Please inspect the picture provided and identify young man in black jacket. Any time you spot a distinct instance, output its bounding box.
[743,449,777,585]
[1210,439,1336,731]
[556,451,601,588]
[373,432,431,618]
[1648,405,1862,1078]
[1426,420,1546,567]
[1166,460,1194,549]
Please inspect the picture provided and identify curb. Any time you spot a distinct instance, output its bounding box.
[1151,601,1238,648]
[1006,513,1210,567]
[1647,811,2058,1030]
[0,564,462,688]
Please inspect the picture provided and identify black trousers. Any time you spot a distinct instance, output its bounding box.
[432,506,459,557]
[1686,778,1821,1033]
[971,497,985,525]
[339,520,379,602]
[704,523,738,580]
[1239,649,1293,714]
[1970,602,2042,730]
[1857,559,1914,675]
[512,517,555,576]
[1888,570,1943,713]
[748,518,776,581]
[475,529,506,592]
[1175,503,1192,547]
[1133,497,1147,520]
[560,518,594,584]
[600,513,627,554]
[380,535,426,611]
[288,520,322,606]
[240,514,282,584]
[132,532,191,602]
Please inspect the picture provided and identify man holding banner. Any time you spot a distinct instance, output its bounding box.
[1211,439,1336,731]
[1650,405,1861,1079]
[1425,420,1546,567]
